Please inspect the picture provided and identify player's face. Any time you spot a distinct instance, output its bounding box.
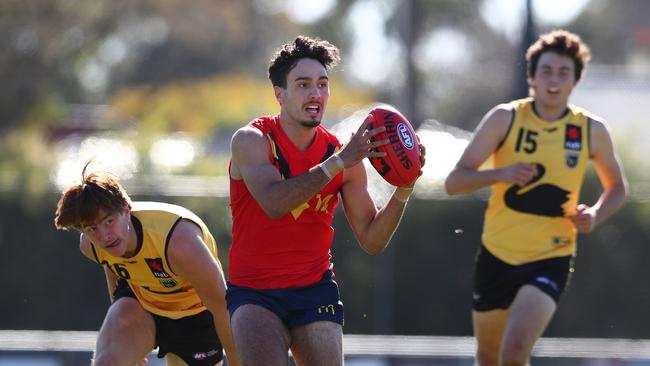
[82,208,132,257]
[276,58,330,128]
[528,51,577,108]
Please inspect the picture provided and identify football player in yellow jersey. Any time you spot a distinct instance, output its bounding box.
[445,30,627,366]
[54,160,240,366]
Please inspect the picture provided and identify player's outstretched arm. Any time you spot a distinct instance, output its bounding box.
[167,219,241,366]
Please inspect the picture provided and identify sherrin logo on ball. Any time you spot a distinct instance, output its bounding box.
[367,106,421,187]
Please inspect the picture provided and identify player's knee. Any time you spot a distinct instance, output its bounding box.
[475,348,499,366]
[501,357,529,366]
[500,342,529,366]
[92,350,135,366]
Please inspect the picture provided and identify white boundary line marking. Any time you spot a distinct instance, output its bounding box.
[2,331,650,359]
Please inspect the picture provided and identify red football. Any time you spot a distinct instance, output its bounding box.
[367,106,421,187]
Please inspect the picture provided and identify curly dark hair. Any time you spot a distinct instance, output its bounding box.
[268,35,341,88]
[526,29,592,82]
[54,159,131,231]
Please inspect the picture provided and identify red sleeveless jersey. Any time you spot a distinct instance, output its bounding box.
[229,114,344,289]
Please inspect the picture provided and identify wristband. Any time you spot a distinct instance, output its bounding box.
[320,154,344,180]
[330,154,344,170]
[393,194,410,203]
[321,162,335,180]
[393,187,413,203]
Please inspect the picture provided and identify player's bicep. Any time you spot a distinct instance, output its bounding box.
[590,121,626,189]
[456,106,512,170]
[167,221,225,283]
[231,127,282,202]
[167,221,227,304]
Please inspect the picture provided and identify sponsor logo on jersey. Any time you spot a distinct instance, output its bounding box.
[159,278,178,288]
[565,152,579,168]
[564,124,582,151]
[145,258,171,278]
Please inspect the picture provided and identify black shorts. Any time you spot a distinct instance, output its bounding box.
[114,279,223,365]
[226,270,344,328]
[472,246,574,312]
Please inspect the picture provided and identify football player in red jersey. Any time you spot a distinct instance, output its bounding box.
[227,35,425,365]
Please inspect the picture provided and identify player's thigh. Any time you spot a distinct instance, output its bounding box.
[94,297,156,365]
[165,353,188,366]
[473,308,509,362]
[290,320,342,366]
[230,304,291,365]
[501,285,557,358]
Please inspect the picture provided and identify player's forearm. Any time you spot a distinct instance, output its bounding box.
[357,191,411,255]
[260,157,343,219]
[211,306,240,366]
[593,182,628,227]
[445,166,500,195]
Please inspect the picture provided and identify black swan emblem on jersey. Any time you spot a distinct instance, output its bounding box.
[504,163,570,217]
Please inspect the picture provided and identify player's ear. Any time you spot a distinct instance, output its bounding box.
[526,76,536,97]
[274,86,284,105]
[527,76,534,87]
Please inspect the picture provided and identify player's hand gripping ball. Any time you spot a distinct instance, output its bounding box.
[367,106,421,187]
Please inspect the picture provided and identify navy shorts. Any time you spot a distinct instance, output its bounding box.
[472,246,574,311]
[226,270,344,328]
[114,279,223,365]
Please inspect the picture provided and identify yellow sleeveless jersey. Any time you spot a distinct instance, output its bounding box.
[482,98,591,265]
[90,201,221,319]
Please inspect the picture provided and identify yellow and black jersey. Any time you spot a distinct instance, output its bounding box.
[90,201,220,319]
[483,97,591,265]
